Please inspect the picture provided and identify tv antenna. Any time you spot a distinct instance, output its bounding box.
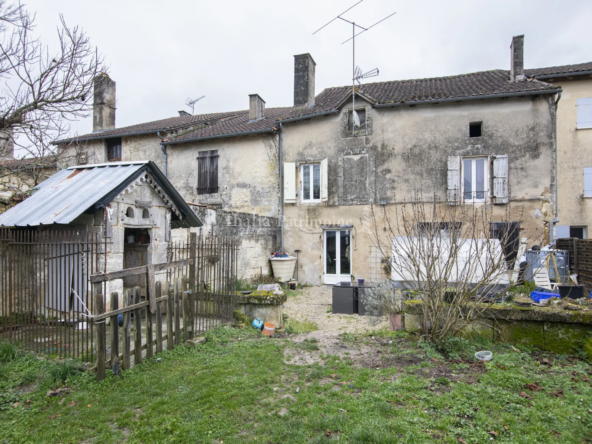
[185,95,205,115]
[313,1,395,131]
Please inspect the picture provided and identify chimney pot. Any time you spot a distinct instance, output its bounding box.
[93,73,116,132]
[294,53,316,108]
[249,94,265,121]
[510,35,525,82]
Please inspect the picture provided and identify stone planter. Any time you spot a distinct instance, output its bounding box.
[237,290,287,328]
[269,256,296,282]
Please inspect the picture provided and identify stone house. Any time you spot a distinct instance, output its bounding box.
[55,35,584,285]
[525,63,592,240]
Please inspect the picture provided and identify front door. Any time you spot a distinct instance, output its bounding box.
[323,230,352,285]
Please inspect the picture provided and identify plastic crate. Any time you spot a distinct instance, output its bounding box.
[530,291,560,303]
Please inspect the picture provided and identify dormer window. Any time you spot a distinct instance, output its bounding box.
[348,108,367,136]
[107,138,122,161]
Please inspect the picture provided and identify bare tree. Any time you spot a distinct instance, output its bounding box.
[367,194,521,347]
[0,0,106,165]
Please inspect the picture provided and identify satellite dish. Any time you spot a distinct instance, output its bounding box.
[352,110,361,128]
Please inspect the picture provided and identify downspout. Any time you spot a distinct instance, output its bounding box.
[279,122,284,251]
[549,91,562,244]
[157,131,167,178]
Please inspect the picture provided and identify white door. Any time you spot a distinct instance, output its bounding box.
[323,230,352,285]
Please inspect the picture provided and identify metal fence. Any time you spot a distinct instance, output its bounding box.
[0,228,239,362]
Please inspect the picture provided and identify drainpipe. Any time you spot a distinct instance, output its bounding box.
[550,91,562,244]
[279,122,284,251]
[157,131,167,177]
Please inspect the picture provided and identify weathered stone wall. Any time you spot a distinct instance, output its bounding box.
[281,95,557,285]
[0,164,57,214]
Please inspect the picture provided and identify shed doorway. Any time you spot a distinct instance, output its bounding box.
[123,228,151,297]
[323,230,352,285]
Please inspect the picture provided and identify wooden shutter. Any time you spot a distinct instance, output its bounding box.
[447,155,461,205]
[492,154,509,204]
[584,167,592,197]
[321,158,328,202]
[284,162,296,203]
[197,150,218,195]
[209,151,219,193]
[577,98,592,129]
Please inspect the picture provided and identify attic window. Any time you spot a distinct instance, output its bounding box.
[348,108,367,136]
[469,122,482,138]
[107,138,122,161]
[126,207,134,218]
[142,209,149,219]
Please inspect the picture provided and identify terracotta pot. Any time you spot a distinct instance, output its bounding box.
[389,313,402,331]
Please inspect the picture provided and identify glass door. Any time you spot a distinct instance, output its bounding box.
[323,230,352,285]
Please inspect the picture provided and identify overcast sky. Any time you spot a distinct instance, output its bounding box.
[24,0,592,139]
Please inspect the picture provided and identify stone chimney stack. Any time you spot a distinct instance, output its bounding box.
[510,35,525,82]
[249,94,265,121]
[294,53,316,108]
[93,73,116,132]
[0,129,14,161]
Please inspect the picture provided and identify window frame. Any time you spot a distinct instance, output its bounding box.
[462,156,489,204]
[347,108,367,137]
[299,163,322,203]
[197,150,219,195]
[106,138,122,162]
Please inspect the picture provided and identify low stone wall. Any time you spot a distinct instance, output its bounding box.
[236,291,286,328]
[404,301,592,353]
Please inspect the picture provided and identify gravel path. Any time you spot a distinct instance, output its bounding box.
[283,286,389,334]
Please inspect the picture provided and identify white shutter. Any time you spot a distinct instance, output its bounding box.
[447,155,461,205]
[321,158,328,202]
[555,225,570,239]
[584,167,592,197]
[492,154,509,204]
[577,98,592,129]
[284,162,296,203]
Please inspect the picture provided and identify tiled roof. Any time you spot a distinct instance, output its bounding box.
[525,62,592,78]
[55,68,562,145]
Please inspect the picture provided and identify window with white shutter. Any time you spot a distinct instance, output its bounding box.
[284,162,296,203]
[492,155,509,204]
[447,155,461,205]
[300,164,321,203]
[577,98,592,129]
[584,167,592,197]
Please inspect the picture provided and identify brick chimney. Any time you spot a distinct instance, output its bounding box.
[294,53,316,108]
[0,129,13,161]
[249,94,265,121]
[510,35,525,82]
[93,73,116,132]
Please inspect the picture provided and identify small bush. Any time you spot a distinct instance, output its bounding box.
[0,342,19,363]
[46,360,81,384]
[284,318,318,335]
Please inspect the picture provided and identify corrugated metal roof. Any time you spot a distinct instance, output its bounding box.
[0,161,202,228]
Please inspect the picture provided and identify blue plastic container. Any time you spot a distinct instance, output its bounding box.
[252,318,264,330]
[530,291,560,303]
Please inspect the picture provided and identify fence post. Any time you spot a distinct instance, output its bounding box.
[182,277,189,342]
[155,281,163,353]
[189,233,197,339]
[110,292,119,375]
[94,293,106,381]
[133,286,142,365]
[123,289,132,370]
[166,282,174,350]
[174,279,181,345]
[146,294,153,359]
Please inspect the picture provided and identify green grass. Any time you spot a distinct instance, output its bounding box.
[284,318,318,335]
[0,332,591,443]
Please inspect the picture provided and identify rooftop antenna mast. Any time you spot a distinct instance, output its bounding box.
[185,95,205,115]
[313,1,396,131]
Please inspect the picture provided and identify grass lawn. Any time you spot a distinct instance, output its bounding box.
[1,327,591,443]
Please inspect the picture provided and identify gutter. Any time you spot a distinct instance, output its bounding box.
[374,89,563,108]
[531,70,592,80]
[279,122,284,251]
[162,128,275,145]
[53,129,164,145]
[276,109,338,124]
[550,91,562,244]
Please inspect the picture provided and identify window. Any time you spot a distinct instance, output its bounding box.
[107,138,122,161]
[556,225,587,239]
[463,157,488,202]
[348,108,367,136]
[576,98,592,129]
[469,122,482,138]
[300,164,321,202]
[197,150,219,195]
[570,226,586,239]
[125,207,134,218]
[142,209,150,219]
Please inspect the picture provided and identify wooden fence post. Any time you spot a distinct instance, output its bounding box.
[146,293,153,359]
[166,282,174,350]
[94,293,105,381]
[174,279,181,345]
[155,281,163,354]
[123,289,132,370]
[133,287,142,365]
[110,293,119,375]
[189,233,197,339]
[182,277,189,342]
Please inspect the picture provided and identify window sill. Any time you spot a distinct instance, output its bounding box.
[300,200,322,205]
[576,127,592,130]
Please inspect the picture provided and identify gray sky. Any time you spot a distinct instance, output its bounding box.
[25,0,592,139]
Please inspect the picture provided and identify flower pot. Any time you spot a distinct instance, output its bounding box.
[389,313,402,331]
[269,256,296,282]
[558,285,584,300]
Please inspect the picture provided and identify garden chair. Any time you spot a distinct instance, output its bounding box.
[533,267,559,291]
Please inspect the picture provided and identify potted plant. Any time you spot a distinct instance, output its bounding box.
[363,279,405,330]
[269,251,297,283]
